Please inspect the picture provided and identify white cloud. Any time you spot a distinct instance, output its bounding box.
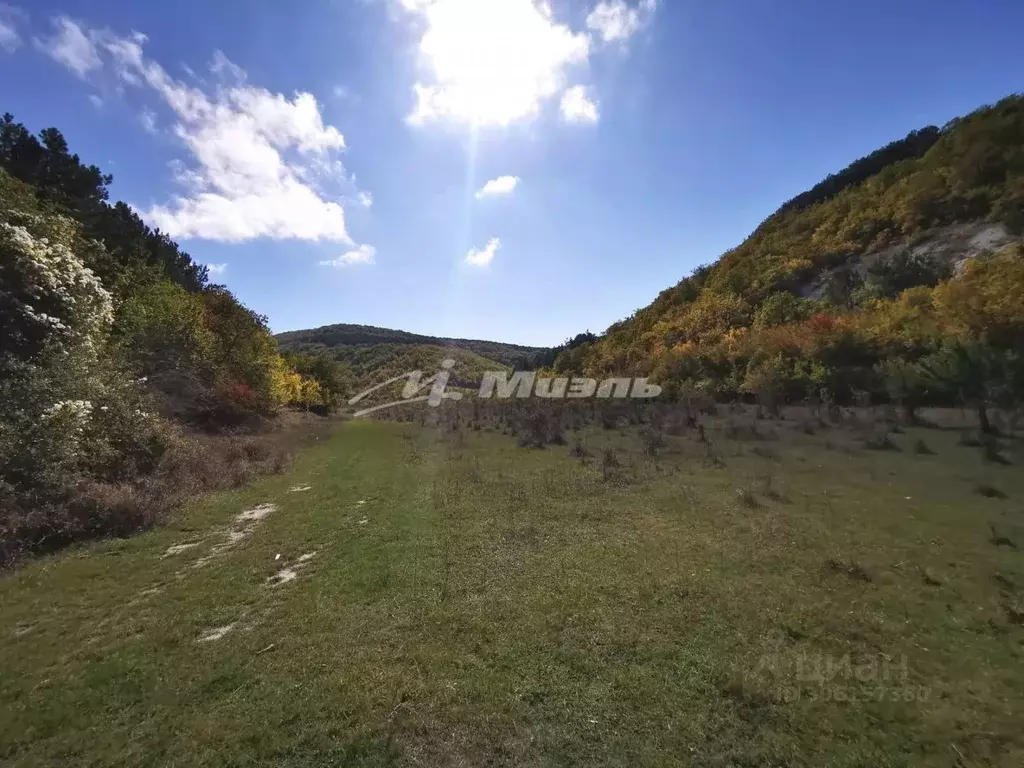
[320,244,376,268]
[402,0,590,126]
[139,109,158,134]
[88,93,103,109]
[37,18,369,246]
[586,0,656,43]
[0,5,23,53]
[209,49,245,84]
[205,263,228,276]
[333,85,361,103]
[560,85,598,123]
[0,22,16,53]
[465,237,500,266]
[475,175,520,199]
[34,16,102,76]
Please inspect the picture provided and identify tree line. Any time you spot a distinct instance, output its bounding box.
[1,114,349,559]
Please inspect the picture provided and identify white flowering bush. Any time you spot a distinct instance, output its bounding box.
[1,191,171,557]
[1,200,116,476]
[0,211,113,361]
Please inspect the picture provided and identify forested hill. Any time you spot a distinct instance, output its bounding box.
[554,94,1024,415]
[276,323,550,369]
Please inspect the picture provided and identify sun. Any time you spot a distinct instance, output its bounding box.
[406,0,589,127]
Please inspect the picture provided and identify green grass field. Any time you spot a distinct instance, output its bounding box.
[2,412,1023,766]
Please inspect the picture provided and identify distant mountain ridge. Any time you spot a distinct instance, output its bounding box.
[274,321,552,372]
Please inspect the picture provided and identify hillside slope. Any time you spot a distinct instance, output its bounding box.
[274,321,552,382]
[564,95,1024,406]
[272,321,544,370]
[301,342,512,394]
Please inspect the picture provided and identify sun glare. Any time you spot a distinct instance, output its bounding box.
[408,0,589,126]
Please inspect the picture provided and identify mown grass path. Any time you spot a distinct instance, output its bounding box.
[2,419,1023,766]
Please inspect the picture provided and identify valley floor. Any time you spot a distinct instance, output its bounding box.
[2,413,1023,766]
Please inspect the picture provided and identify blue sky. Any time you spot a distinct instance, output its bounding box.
[2,1,1023,346]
